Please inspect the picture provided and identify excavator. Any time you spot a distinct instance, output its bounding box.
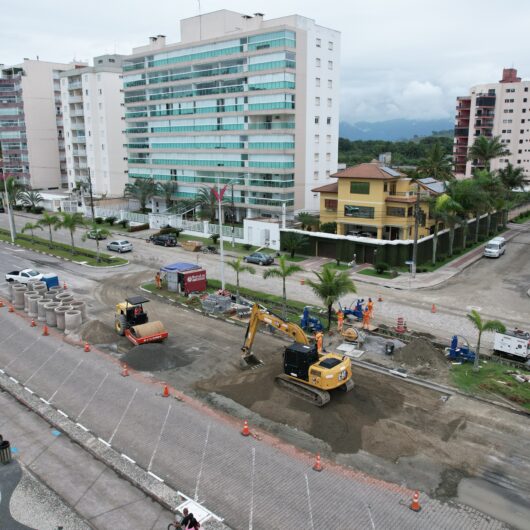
[241,304,354,406]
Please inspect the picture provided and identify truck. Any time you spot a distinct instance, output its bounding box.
[5,269,59,289]
[493,329,530,363]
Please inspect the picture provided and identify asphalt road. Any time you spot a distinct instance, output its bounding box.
[0,271,506,528]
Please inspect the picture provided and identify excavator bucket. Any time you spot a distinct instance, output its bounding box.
[240,352,263,369]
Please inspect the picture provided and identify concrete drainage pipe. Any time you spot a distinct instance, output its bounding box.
[69,301,86,322]
[64,310,82,334]
[28,295,42,318]
[54,305,72,331]
[37,298,49,322]
[23,290,36,313]
[44,302,61,327]
[12,285,27,310]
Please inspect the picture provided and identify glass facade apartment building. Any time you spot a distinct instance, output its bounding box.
[122,10,340,218]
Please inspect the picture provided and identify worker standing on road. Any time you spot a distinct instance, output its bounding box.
[367,297,374,319]
[337,310,344,332]
[155,271,162,289]
[362,307,371,330]
[315,331,324,354]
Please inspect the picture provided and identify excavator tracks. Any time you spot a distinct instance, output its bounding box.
[275,374,331,407]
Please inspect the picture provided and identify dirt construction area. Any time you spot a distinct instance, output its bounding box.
[88,271,530,511]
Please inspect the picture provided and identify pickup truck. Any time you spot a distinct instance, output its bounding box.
[5,269,43,283]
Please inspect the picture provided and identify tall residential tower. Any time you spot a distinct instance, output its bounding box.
[454,68,530,180]
[122,10,340,219]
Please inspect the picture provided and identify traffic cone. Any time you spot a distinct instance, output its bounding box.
[30,319,36,327]
[84,342,91,352]
[8,305,14,313]
[121,363,129,377]
[410,491,421,512]
[431,304,436,313]
[241,420,250,437]
[313,453,323,472]
[42,325,49,336]
[162,383,170,397]
[63,281,68,290]
[0,300,4,308]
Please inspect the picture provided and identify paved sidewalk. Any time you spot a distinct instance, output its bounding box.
[0,390,174,529]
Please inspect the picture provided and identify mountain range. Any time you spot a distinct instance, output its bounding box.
[339,118,454,141]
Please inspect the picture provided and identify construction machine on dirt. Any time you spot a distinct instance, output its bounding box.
[241,304,354,406]
[114,296,168,346]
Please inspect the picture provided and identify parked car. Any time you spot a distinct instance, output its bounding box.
[484,237,506,258]
[149,234,177,247]
[244,252,274,266]
[5,269,43,283]
[107,240,133,253]
[86,229,108,240]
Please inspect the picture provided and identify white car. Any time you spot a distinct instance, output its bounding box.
[107,240,133,253]
[483,237,506,258]
[5,269,43,283]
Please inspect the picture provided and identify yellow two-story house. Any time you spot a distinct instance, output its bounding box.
[313,161,443,240]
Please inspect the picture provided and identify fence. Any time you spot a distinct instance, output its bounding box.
[208,224,244,238]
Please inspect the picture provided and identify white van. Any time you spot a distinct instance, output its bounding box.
[483,237,506,258]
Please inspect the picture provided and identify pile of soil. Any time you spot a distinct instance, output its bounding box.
[121,343,191,372]
[393,337,447,375]
[81,320,118,345]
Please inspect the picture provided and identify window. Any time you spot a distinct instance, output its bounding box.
[328,60,333,70]
[315,134,320,143]
[328,41,333,50]
[316,38,321,48]
[326,152,331,161]
[314,171,319,180]
[327,98,332,107]
[316,58,321,67]
[524,98,528,103]
[85,89,88,95]
[350,182,370,194]
[326,117,331,125]
[344,205,374,218]
[315,97,320,106]
[314,153,319,162]
[98,102,102,110]
[328,79,332,89]
[98,88,102,95]
[324,199,337,210]
[325,170,330,177]
[316,77,320,87]
[387,207,405,217]
[315,116,320,124]
[326,134,331,143]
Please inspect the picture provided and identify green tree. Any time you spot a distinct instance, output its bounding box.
[4,176,26,207]
[195,186,217,223]
[124,178,157,213]
[417,141,454,181]
[296,211,319,231]
[448,179,483,245]
[55,212,85,254]
[37,212,59,248]
[436,193,462,256]
[82,223,111,263]
[497,162,525,192]
[468,135,509,171]
[305,267,357,330]
[282,232,308,258]
[157,181,178,211]
[466,309,506,372]
[262,256,303,320]
[21,221,42,244]
[18,190,43,209]
[473,170,504,236]
[226,257,255,297]
[428,198,444,264]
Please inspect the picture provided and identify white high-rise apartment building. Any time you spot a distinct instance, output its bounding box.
[122,10,340,218]
[454,68,530,180]
[60,55,127,197]
[0,59,85,190]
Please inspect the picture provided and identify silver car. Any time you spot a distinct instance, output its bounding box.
[107,240,133,253]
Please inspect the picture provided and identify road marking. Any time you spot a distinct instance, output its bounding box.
[364,501,376,529]
[121,453,136,464]
[98,437,110,447]
[24,345,62,385]
[76,373,108,421]
[194,308,202,313]
[40,397,50,405]
[1,329,22,346]
[248,447,256,530]
[8,376,19,384]
[194,422,211,502]
[48,359,83,402]
[0,369,4,374]
[305,474,315,530]
[76,423,89,432]
[148,471,164,482]
[148,403,172,472]
[108,388,138,444]
[57,409,68,418]
[24,386,34,394]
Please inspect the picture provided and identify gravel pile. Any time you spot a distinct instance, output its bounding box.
[394,337,447,373]
[81,320,118,344]
[121,343,191,371]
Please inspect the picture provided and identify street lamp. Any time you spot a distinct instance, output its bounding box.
[0,158,16,243]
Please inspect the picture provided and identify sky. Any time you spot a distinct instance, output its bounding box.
[2,0,529,124]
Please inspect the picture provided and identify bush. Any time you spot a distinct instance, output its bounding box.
[375,261,389,274]
[24,206,32,213]
[243,243,252,251]
[159,227,183,238]
[128,222,149,232]
[13,205,23,211]
[118,219,128,229]
[31,206,45,214]
[320,222,337,234]
[210,233,220,244]
[105,216,117,226]
[94,217,104,224]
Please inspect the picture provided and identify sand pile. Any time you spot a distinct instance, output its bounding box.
[81,320,118,344]
[394,337,447,375]
[121,343,191,372]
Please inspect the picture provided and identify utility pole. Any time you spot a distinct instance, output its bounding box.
[87,167,95,219]
[0,159,16,243]
[411,181,421,279]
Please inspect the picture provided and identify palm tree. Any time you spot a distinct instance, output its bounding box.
[428,197,444,265]
[195,186,217,223]
[4,176,26,207]
[37,212,59,248]
[157,181,178,211]
[466,309,506,372]
[124,178,157,213]
[55,212,85,254]
[468,135,509,172]
[436,193,462,256]
[448,179,485,245]
[18,190,43,210]
[296,211,319,231]
[21,221,42,244]
[497,162,525,191]
[82,223,111,263]
[226,257,255,297]
[417,142,454,181]
[305,267,357,330]
[473,170,504,236]
[282,232,308,258]
[262,256,303,320]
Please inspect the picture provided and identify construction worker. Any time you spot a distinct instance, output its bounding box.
[315,331,324,354]
[337,310,344,332]
[362,307,371,330]
[155,271,162,289]
[367,297,374,319]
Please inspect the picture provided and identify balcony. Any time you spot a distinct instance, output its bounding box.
[69,96,83,104]
[73,136,86,143]
[454,127,469,137]
[68,81,82,90]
